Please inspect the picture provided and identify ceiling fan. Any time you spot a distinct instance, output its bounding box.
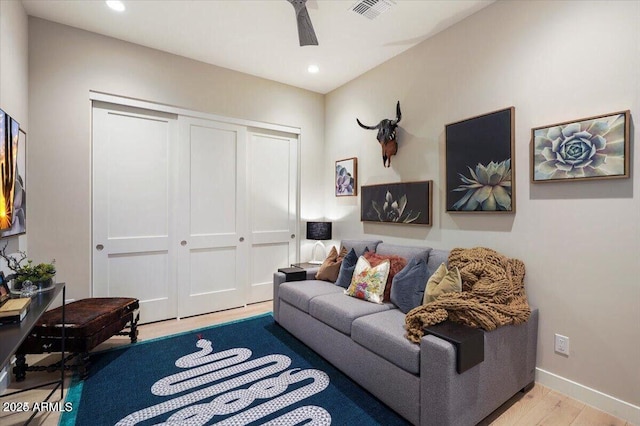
[286,0,319,46]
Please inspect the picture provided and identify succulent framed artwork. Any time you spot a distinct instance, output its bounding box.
[335,157,357,196]
[361,181,432,226]
[445,107,515,213]
[531,111,630,183]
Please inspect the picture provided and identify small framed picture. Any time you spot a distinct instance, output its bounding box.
[531,111,630,182]
[335,157,358,197]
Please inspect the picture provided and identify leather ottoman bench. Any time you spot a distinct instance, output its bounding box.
[13,297,139,381]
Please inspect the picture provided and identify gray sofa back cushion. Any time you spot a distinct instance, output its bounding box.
[376,243,431,263]
[427,249,449,277]
[341,239,382,257]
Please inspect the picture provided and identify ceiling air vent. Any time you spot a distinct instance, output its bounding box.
[350,0,396,20]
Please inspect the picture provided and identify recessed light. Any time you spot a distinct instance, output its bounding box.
[106,1,125,12]
[308,65,319,74]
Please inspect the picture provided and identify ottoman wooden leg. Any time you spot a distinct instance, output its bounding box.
[13,354,28,382]
[77,352,91,380]
[130,312,139,344]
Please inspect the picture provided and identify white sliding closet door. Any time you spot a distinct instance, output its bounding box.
[176,117,248,318]
[92,103,178,323]
[93,97,299,322]
[248,131,298,303]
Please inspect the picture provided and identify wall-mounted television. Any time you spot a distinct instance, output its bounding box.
[0,108,20,231]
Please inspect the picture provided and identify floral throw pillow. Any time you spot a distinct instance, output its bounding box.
[363,252,407,302]
[345,256,391,304]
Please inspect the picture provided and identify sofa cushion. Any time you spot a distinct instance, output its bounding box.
[341,239,382,257]
[345,256,390,304]
[364,252,407,302]
[352,309,421,375]
[309,292,393,335]
[279,280,343,313]
[376,243,431,263]
[391,257,429,313]
[315,246,348,282]
[335,248,359,289]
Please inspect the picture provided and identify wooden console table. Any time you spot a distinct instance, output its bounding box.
[0,283,65,425]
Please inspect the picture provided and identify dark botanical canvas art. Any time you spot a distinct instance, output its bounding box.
[445,107,515,213]
[361,181,432,226]
[531,111,630,182]
[335,157,357,196]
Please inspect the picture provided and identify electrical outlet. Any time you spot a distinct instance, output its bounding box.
[555,334,570,356]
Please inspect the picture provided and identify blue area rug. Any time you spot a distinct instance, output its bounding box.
[61,314,409,425]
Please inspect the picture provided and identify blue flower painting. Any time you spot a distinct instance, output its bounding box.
[335,158,357,196]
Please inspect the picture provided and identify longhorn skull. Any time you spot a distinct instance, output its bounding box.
[357,101,402,168]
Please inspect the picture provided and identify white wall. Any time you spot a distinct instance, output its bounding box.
[0,0,28,256]
[27,18,325,302]
[0,0,27,123]
[325,0,639,419]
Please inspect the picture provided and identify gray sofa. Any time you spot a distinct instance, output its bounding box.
[273,240,538,426]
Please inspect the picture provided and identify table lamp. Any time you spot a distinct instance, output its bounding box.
[306,221,332,264]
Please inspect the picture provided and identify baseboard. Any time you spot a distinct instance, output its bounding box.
[536,368,640,424]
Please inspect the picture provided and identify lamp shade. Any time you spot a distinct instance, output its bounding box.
[306,221,332,240]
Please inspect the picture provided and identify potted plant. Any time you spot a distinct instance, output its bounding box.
[0,244,56,292]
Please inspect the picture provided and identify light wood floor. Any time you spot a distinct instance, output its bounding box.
[0,301,632,426]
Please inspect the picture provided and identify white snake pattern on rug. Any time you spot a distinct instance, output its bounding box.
[116,338,331,425]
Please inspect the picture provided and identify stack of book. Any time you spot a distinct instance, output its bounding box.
[0,298,31,325]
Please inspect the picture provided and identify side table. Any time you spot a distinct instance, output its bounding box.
[277,267,307,282]
[291,262,321,269]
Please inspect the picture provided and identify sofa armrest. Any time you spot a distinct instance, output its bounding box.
[420,308,538,425]
[273,272,286,323]
[272,267,320,322]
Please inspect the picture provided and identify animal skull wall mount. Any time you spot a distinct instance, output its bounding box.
[356,101,402,168]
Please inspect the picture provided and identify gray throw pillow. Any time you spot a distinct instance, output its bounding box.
[390,257,429,313]
[335,248,359,288]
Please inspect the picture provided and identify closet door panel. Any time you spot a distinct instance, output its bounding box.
[189,125,237,235]
[177,117,248,318]
[92,104,178,324]
[189,247,237,295]
[248,132,298,303]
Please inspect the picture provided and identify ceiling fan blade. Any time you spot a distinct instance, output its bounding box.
[296,6,318,46]
[287,0,318,46]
